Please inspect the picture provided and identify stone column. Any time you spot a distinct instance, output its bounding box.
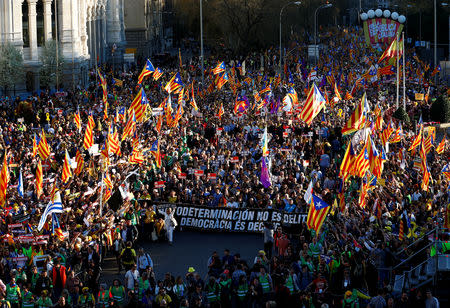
[87,7,93,65]
[43,0,53,41]
[28,0,38,60]
[79,0,88,56]
[101,5,107,63]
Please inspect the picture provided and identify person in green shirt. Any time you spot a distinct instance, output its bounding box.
[5,277,20,307]
[109,280,126,307]
[20,285,34,308]
[35,290,53,308]
[78,287,95,308]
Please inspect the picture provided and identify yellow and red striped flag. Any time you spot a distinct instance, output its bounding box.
[83,115,95,150]
[399,220,404,241]
[341,92,368,136]
[354,143,370,178]
[129,148,144,165]
[36,159,43,199]
[339,142,356,182]
[108,125,121,156]
[217,103,224,120]
[49,180,58,202]
[38,129,51,160]
[306,194,331,235]
[408,128,423,152]
[156,114,163,134]
[61,150,72,184]
[103,173,113,189]
[32,133,38,157]
[334,82,342,101]
[74,150,84,176]
[390,123,403,143]
[424,134,434,153]
[379,121,394,145]
[0,152,8,207]
[121,111,136,141]
[74,107,81,132]
[435,136,446,154]
[299,84,326,126]
[129,88,149,122]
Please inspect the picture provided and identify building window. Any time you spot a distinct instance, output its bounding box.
[37,1,44,46]
[22,2,29,47]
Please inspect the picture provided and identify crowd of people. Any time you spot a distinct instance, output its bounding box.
[0,26,448,308]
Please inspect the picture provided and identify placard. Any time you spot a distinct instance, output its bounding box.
[173,205,307,233]
[194,169,204,177]
[207,173,217,180]
[230,157,239,163]
[155,181,165,188]
[178,173,187,179]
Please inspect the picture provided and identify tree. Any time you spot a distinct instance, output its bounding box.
[0,43,24,95]
[39,40,64,90]
[393,106,411,124]
[430,95,450,123]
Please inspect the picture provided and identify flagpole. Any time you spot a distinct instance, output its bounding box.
[402,32,406,110]
[396,33,400,109]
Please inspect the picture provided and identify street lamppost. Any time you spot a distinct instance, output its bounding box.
[314,3,332,66]
[200,0,204,86]
[279,1,302,73]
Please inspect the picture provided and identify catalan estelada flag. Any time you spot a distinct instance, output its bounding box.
[156,114,163,134]
[299,83,326,126]
[103,172,113,189]
[342,92,368,136]
[61,150,72,184]
[150,139,161,168]
[307,194,331,235]
[380,121,394,145]
[354,143,370,178]
[83,114,95,150]
[435,136,446,154]
[334,82,342,101]
[129,87,149,122]
[408,127,423,152]
[74,150,84,176]
[212,61,226,75]
[153,67,163,81]
[38,129,51,160]
[287,87,298,106]
[424,134,434,153]
[378,36,403,63]
[36,159,43,199]
[138,59,155,84]
[390,123,403,143]
[430,64,441,77]
[0,152,8,207]
[164,72,183,93]
[216,72,229,90]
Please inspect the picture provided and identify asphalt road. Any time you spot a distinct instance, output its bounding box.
[101,230,263,283]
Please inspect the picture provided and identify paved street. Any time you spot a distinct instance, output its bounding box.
[101,230,263,283]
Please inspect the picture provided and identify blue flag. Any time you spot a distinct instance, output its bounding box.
[17,169,24,197]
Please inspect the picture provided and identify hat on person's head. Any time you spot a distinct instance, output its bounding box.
[188,267,196,273]
[82,287,89,292]
[258,250,266,256]
[345,290,352,298]
[223,269,230,275]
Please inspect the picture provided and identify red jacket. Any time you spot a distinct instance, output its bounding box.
[52,265,67,288]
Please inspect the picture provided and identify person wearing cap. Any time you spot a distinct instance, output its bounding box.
[342,290,359,308]
[35,290,53,308]
[97,284,112,308]
[5,277,20,308]
[78,287,95,308]
[253,250,269,268]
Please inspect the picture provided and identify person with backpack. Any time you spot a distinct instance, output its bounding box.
[119,242,136,271]
[136,248,153,275]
